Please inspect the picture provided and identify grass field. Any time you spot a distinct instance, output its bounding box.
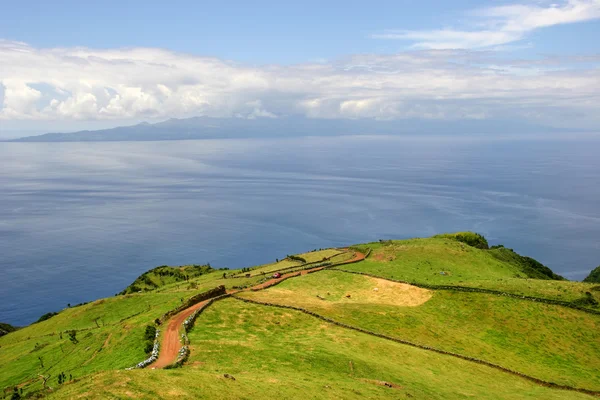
[3,234,599,399]
[346,239,600,307]
[0,291,190,393]
[46,299,591,399]
[239,270,600,390]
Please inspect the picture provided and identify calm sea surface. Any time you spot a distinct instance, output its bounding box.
[1,135,599,325]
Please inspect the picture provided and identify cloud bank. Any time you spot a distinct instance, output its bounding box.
[1,39,600,129]
[372,0,600,49]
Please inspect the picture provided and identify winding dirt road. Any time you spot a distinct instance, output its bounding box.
[150,249,365,368]
[150,299,211,368]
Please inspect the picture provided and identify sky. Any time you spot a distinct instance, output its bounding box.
[1,0,599,137]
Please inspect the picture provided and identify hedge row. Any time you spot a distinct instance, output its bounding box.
[159,285,227,323]
[126,329,160,370]
[229,249,352,279]
[250,267,326,292]
[232,296,600,397]
[331,269,600,316]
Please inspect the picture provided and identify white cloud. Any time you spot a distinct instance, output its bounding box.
[0,40,599,129]
[372,0,600,49]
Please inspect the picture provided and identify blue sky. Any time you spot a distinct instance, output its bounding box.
[1,0,599,136]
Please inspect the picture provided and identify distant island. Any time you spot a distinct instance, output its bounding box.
[7,116,569,142]
[1,232,599,399]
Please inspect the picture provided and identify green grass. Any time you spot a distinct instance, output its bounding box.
[348,238,527,284]
[584,266,600,283]
[4,233,600,399]
[344,238,599,307]
[295,248,345,263]
[239,270,600,390]
[229,259,301,277]
[0,291,198,394]
[46,299,590,399]
[120,264,215,294]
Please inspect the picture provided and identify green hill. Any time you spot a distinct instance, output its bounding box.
[1,234,599,399]
[584,266,600,283]
[119,264,215,294]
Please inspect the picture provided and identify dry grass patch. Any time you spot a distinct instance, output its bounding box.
[246,273,432,308]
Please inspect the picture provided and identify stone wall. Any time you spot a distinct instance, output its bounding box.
[232,296,600,397]
[332,269,600,316]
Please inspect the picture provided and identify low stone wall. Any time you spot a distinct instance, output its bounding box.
[229,249,348,279]
[126,329,160,370]
[164,346,190,369]
[232,296,600,397]
[166,293,232,369]
[250,267,325,292]
[183,294,232,333]
[332,269,600,316]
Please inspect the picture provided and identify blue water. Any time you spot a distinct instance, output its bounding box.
[1,135,599,326]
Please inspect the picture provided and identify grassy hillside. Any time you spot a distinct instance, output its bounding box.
[119,264,215,294]
[239,271,600,390]
[47,299,590,400]
[2,235,599,399]
[346,238,599,308]
[584,266,600,283]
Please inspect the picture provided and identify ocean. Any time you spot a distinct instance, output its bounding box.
[1,134,599,325]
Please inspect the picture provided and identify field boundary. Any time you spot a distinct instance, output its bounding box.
[232,295,600,398]
[332,268,600,316]
[229,249,349,279]
[144,250,367,369]
[165,293,233,369]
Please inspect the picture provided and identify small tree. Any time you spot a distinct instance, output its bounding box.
[67,330,78,344]
[11,387,21,400]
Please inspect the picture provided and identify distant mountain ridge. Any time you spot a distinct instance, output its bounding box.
[8,116,569,142]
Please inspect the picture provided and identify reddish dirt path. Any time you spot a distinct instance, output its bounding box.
[151,299,211,368]
[150,249,365,368]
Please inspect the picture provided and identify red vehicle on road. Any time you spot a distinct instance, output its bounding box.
[272,272,282,278]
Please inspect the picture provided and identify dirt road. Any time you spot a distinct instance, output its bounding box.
[150,299,211,369]
[150,249,365,368]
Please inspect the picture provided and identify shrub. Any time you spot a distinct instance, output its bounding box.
[287,255,307,263]
[143,325,157,355]
[573,292,599,307]
[144,325,157,341]
[36,312,58,323]
[434,232,489,249]
[67,330,78,344]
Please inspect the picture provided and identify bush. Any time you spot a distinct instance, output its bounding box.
[143,325,157,355]
[434,232,489,249]
[67,330,78,344]
[144,325,157,341]
[573,292,599,307]
[287,255,307,263]
[36,312,58,323]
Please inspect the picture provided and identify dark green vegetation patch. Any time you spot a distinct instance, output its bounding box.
[489,245,565,280]
[584,266,600,283]
[0,322,18,337]
[119,264,214,294]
